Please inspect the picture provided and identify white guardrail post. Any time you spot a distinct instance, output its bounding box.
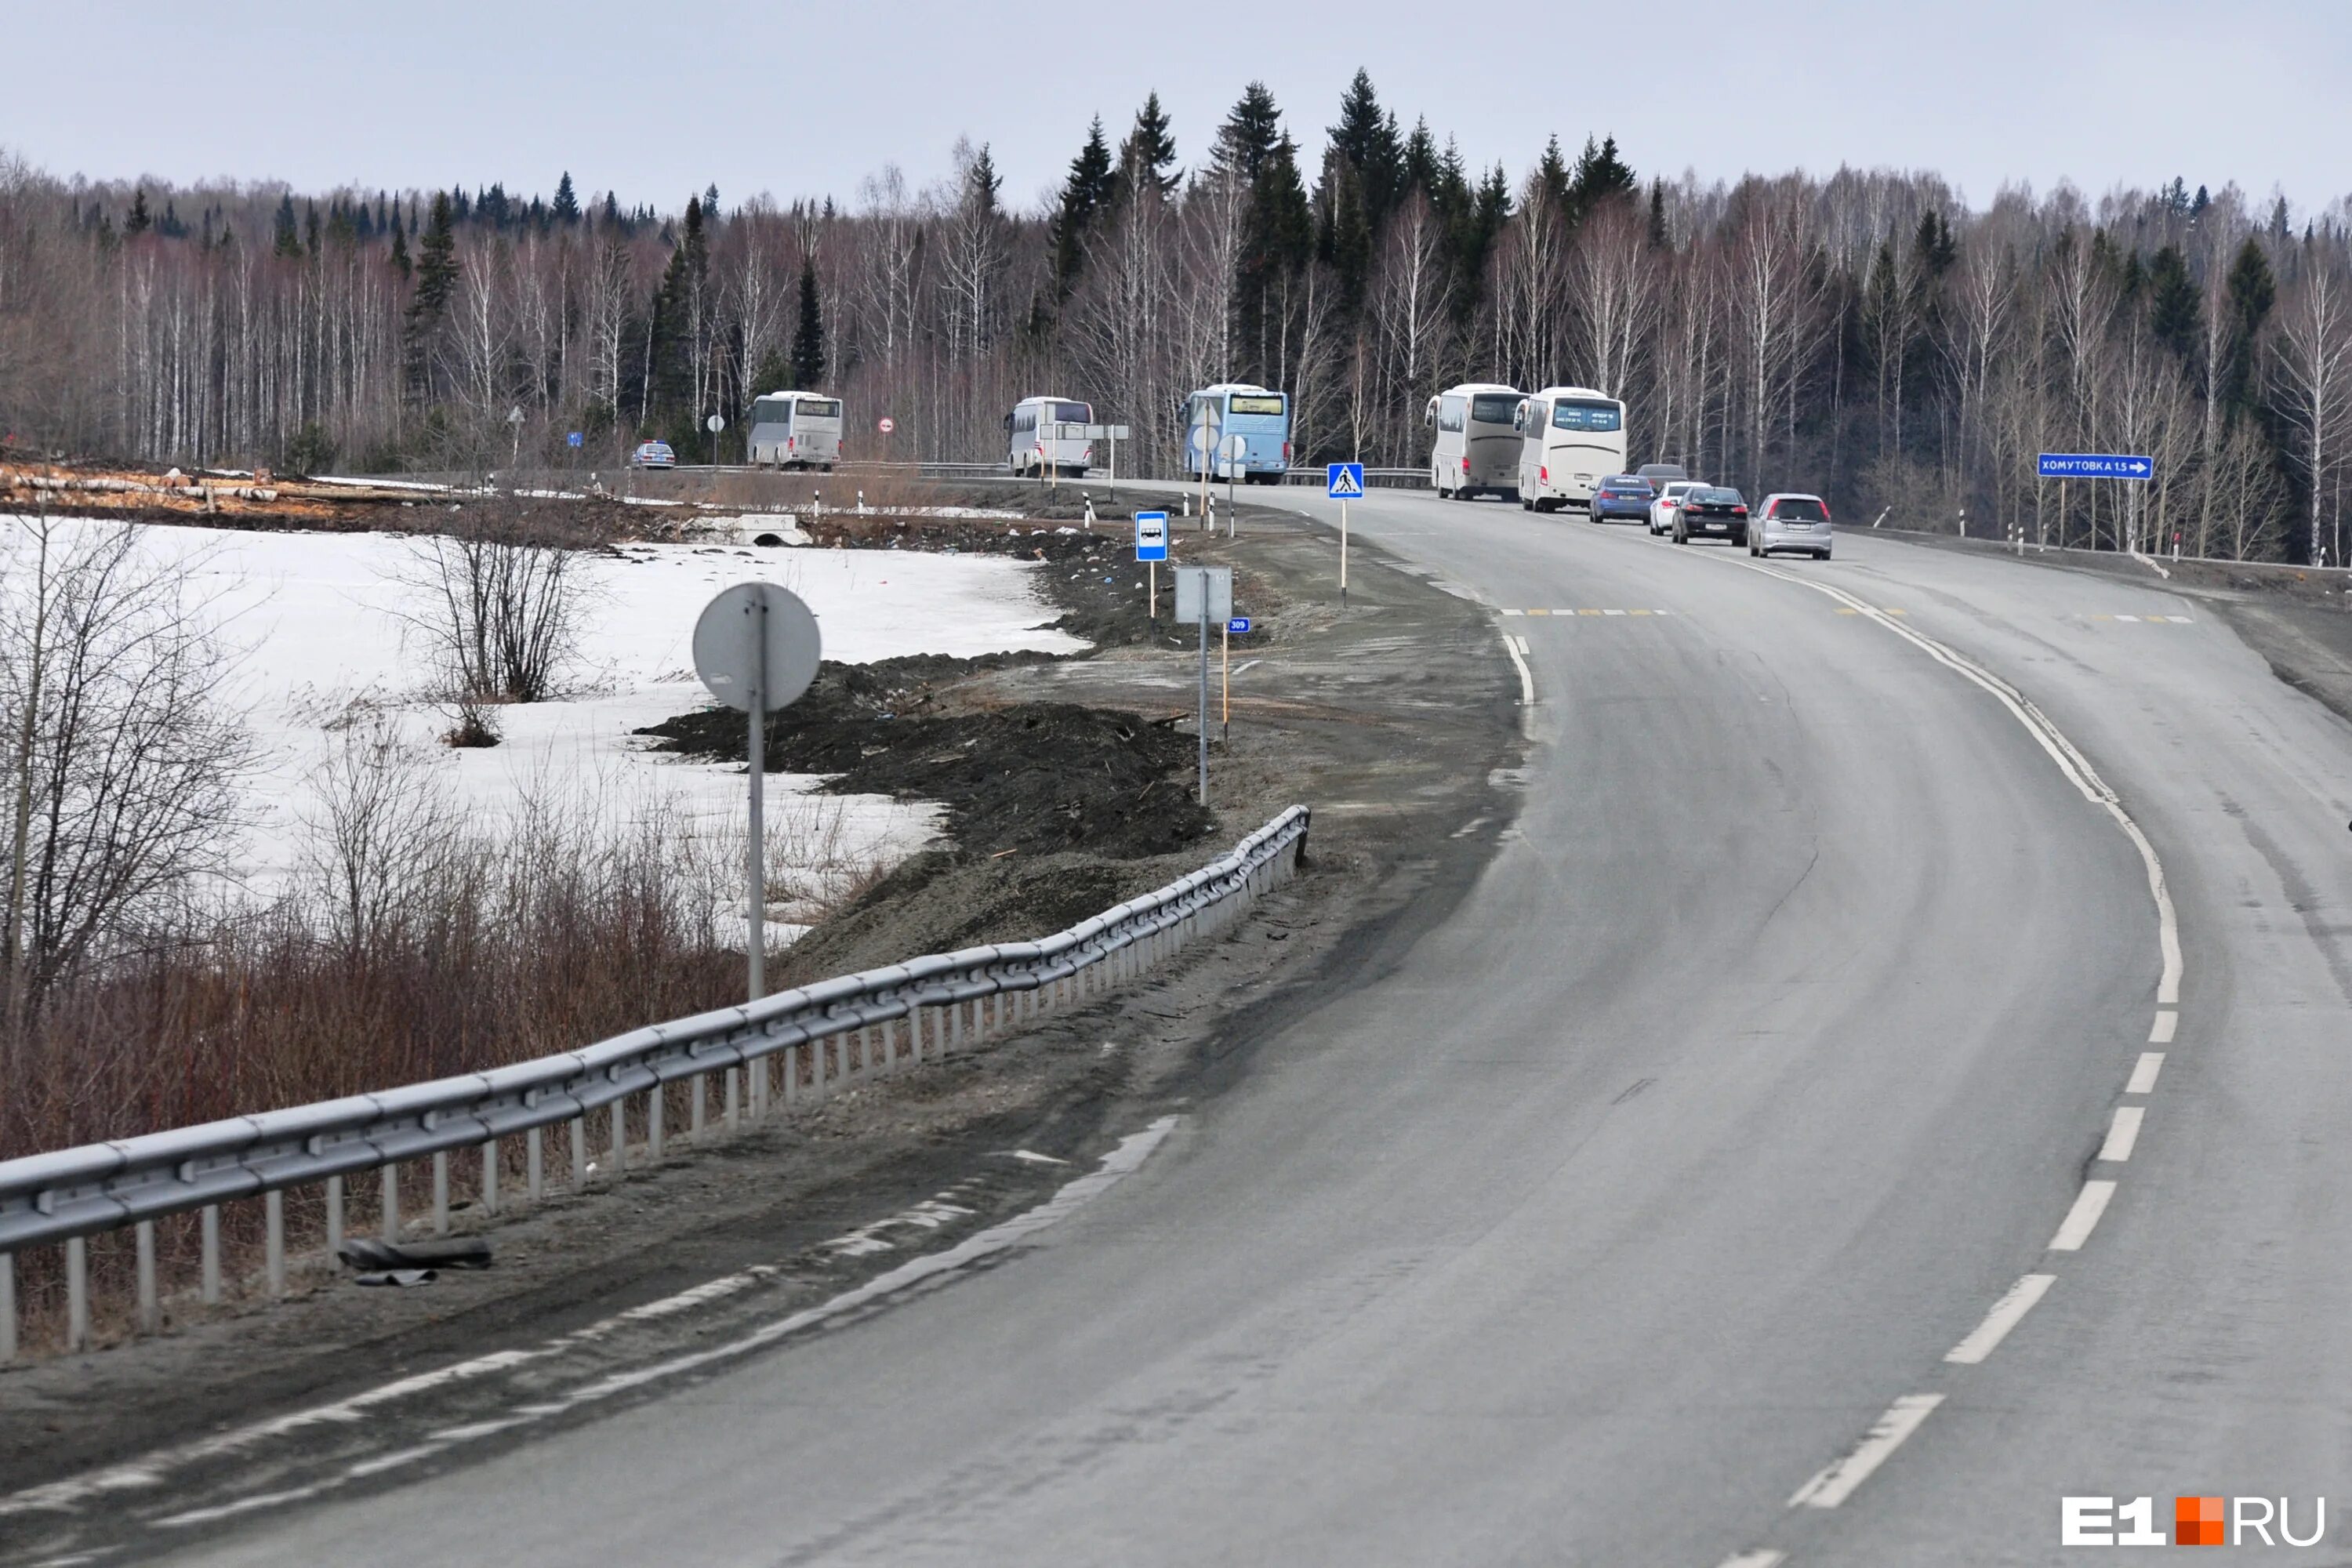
[0,807,1308,1360]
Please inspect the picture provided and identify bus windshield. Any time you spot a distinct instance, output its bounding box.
[1552,400,1623,433]
[1469,394,1520,425]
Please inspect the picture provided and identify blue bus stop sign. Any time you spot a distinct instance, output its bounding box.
[1227,617,1252,634]
[1134,511,1169,562]
[1327,462,1366,499]
[567,431,584,448]
[2038,452,2152,480]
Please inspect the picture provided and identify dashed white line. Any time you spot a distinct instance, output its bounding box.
[2126,1052,2165,1094]
[1789,1393,1944,1508]
[2049,1180,2118,1251]
[1944,1272,2055,1364]
[1715,1552,1788,1568]
[2149,1010,2177,1044]
[2096,1106,2145,1163]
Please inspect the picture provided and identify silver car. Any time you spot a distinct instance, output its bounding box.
[1751,492,1834,560]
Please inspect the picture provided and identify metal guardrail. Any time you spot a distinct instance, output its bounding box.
[1280,467,1431,489]
[0,807,1310,1359]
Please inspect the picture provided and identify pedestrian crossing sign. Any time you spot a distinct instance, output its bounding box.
[1327,463,1365,499]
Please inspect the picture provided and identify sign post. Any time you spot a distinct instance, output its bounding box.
[692,583,822,1004]
[1135,510,1168,622]
[1327,463,1365,607]
[1220,432,1247,514]
[1222,616,1250,741]
[2037,452,2155,553]
[1175,567,1233,805]
[705,411,725,472]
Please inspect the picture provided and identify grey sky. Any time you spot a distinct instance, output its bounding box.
[16,1,2349,218]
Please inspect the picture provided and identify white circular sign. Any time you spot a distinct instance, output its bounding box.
[691,583,822,714]
[1188,425,1213,453]
[1220,433,1248,459]
[706,413,726,434]
[877,416,897,434]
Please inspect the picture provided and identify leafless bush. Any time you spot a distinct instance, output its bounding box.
[401,503,593,703]
[0,513,254,1054]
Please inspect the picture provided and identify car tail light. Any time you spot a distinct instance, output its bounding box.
[1283,441,1292,463]
[1733,506,1748,516]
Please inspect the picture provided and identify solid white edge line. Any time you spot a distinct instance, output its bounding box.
[2150,1010,2178,1044]
[1944,1272,2056,1364]
[1788,1393,1944,1508]
[2126,1051,2165,1095]
[2097,1105,2145,1163]
[1715,1552,1788,1568]
[2049,1180,2118,1250]
[1501,625,1535,708]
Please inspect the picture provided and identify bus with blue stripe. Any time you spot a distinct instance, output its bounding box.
[1183,383,1291,484]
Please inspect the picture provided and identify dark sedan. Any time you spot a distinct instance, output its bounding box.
[1672,485,1751,546]
[1591,474,1655,523]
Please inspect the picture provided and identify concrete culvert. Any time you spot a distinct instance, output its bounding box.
[753,532,786,547]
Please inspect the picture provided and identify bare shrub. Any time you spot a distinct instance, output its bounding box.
[401,500,595,703]
[0,514,254,1051]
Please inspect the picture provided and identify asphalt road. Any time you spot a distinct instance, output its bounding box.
[157,492,2352,1565]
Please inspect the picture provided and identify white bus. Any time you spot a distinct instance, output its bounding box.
[1006,396,1094,477]
[748,390,844,470]
[1515,387,1628,513]
[1425,383,1524,501]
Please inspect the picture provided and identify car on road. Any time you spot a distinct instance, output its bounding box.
[1591,474,1655,523]
[1646,479,1705,535]
[1751,492,1834,559]
[1635,462,1690,488]
[630,440,676,470]
[1672,485,1750,546]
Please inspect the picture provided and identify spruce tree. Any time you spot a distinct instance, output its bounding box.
[1648,178,1670,249]
[1327,69,1404,232]
[553,171,580,224]
[389,209,412,280]
[272,194,302,258]
[1051,116,1116,296]
[125,189,151,236]
[1212,83,1282,183]
[305,200,321,256]
[1566,134,1637,224]
[2223,236,2277,419]
[2147,245,2199,361]
[1532,136,1572,217]
[1116,92,1180,200]
[404,192,459,401]
[790,253,826,389]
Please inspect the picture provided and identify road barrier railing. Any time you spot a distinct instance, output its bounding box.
[0,807,1310,1360]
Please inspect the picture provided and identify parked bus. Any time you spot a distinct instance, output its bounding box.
[1182,383,1291,484]
[1425,383,1524,501]
[749,390,844,470]
[1515,387,1628,513]
[1006,396,1094,477]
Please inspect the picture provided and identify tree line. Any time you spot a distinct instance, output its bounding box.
[2,73,2348,561]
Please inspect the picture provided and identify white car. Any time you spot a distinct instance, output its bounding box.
[1646,479,1705,535]
[630,440,676,470]
[1751,492,1835,560]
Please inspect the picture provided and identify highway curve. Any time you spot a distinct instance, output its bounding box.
[154,491,2352,1566]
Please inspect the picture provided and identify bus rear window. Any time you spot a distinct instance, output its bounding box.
[797,399,842,419]
[1469,394,1519,425]
[1052,401,1091,423]
[1227,394,1287,416]
[1552,400,1622,432]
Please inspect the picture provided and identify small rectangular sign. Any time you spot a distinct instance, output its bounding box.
[1175,566,1233,622]
[1134,511,1168,561]
[1227,617,1252,634]
[2038,452,2154,481]
[1327,462,1366,499]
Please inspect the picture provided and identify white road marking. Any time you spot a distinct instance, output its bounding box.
[1715,1552,1788,1568]
[2097,1106,2145,1163]
[1512,635,1531,655]
[1788,1393,1944,1508]
[1602,607,1627,615]
[2126,1052,2165,1094]
[1231,659,1261,676]
[2049,1180,2118,1250]
[2114,614,2140,622]
[2149,1010,2176,1044]
[1944,1273,2055,1364]
[1500,626,1536,709]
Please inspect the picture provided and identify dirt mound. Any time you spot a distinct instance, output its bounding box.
[637,677,1212,863]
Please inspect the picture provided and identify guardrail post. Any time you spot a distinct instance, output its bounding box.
[433,1152,450,1232]
[648,1091,664,1163]
[482,1140,500,1215]
[570,1116,586,1186]
[202,1203,223,1304]
[66,1235,88,1352]
[750,1055,767,1119]
[783,1044,799,1106]
[380,1165,399,1243]
[326,1175,343,1259]
[266,1190,285,1297]
[609,1099,626,1176]
[1,1252,15,1362]
[949,1002,963,1054]
[725,1067,740,1131]
[812,1033,827,1098]
[691,1073,707,1138]
[528,1127,544,1204]
[136,1220,158,1332]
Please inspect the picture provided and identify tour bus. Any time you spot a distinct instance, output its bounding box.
[1182,383,1292,484]
[1424,383,1524,501]
[1006,396,1094,477]
[748,390,844,470]
[1515,387,1629,513]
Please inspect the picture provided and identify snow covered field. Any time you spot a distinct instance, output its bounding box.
[5,517,1085,926]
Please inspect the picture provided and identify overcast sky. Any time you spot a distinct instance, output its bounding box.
[14,1,2347,219]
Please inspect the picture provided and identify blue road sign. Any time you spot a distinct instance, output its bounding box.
[1327,462,1366,499]
[567,431,584,448]
[1227,617,1252,635]
[1134,510,1169,562]
[2038,452,2154,481]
